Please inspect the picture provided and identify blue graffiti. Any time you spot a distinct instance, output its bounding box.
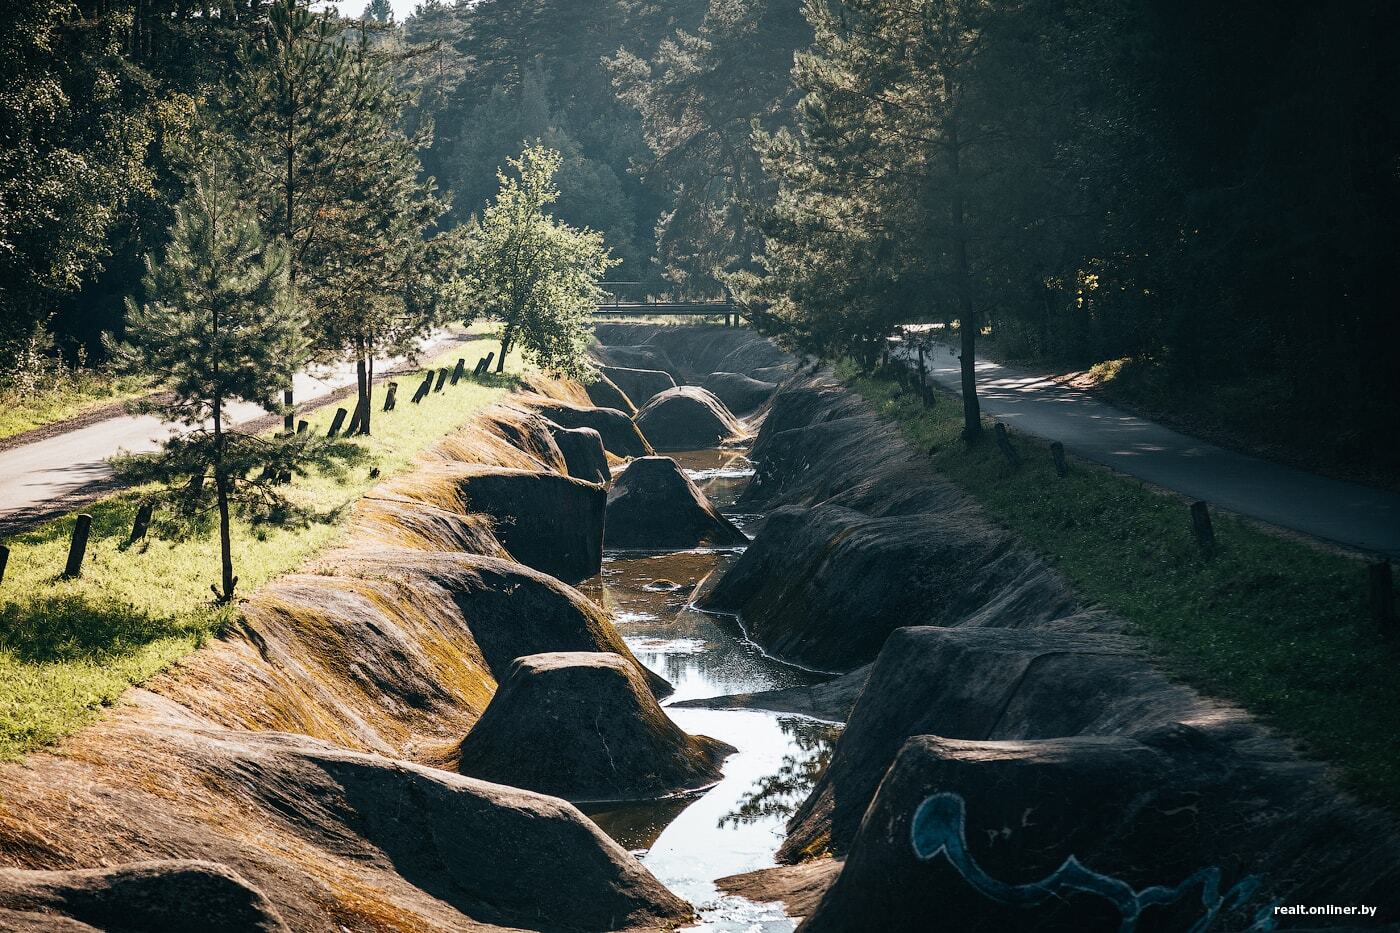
[910,792,1278,932]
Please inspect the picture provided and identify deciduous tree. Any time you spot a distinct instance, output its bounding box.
[462,146,618,379]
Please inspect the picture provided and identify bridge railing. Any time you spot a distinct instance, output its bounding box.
[594,282,742,320]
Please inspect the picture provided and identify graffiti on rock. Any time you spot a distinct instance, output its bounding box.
[911,792,1278,932]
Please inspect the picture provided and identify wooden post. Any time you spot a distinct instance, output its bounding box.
[63,513,92,578]
[129,501,154,543]
[0,543,9,587]
[451,359,466,385]
[412,373,432,403]
[917,347,933,408]
[382,382,398,411]
[433,368,448,392]
[1190,501,1215,553]
[473,356,487,376]
[327,407,348,437]
[1369,560,1395,629]
[993,423,1020,468]
[1050,441,1069,477]
[283,389,294,434]
[297,419,309,434]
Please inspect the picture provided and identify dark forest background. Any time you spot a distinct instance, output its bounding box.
[4,0,1398,476]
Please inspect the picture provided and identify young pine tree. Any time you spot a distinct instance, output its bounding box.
[463,145,618,379]
[109,163,356,604]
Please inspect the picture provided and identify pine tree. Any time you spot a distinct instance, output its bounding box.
[609,0,810,290]
[363,0,393,24]
[463,145,618,379]
[304,24,454,435]
[748,0,1063,438]
[224,0,450,436]
[108,162,355,604]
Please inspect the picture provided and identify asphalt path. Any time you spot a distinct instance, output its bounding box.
[0,334,466,529]
[902,340,1400,557]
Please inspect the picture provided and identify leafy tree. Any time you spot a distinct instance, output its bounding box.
[108,162,354,603]
[0,0,156,360]
[462,146,618,378]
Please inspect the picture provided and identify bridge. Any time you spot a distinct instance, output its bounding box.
[594,282,744,325]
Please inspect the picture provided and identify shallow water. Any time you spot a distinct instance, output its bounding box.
[576,449,838,930]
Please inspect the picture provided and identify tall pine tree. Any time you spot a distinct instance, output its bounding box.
[749,0,1064,437]
[109,160,354,603]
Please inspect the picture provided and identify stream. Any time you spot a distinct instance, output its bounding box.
[576,448,839,931]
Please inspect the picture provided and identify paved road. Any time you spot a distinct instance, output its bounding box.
[902,341,1400,557]
[0,334,465,526]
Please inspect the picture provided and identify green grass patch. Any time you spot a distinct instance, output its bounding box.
[840,361,1400,809]
[0,335,524,759]
[0,372,148,441]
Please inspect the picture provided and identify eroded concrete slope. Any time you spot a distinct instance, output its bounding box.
[713,371,1400,931]
[0,387,691,932]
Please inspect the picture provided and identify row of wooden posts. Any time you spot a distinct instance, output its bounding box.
[890,344,1399,633]
[0,351,503,587]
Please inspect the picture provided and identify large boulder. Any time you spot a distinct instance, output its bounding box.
[330,549,673,700]
[401,465,605,583]
[0,861,288,933]
[702,371,777,413]
[699,504,1092,673]
[585,373,636,415]
[457,652,734,802]
[781,627,1208,860]
[603,366,677,407]
[799,729,1400,932]
[547,424,611,485]
[605,456,748,549]
[634,386,745,452]
[202,729,695,931]
[352,494,507,556]
[529,400,654,458]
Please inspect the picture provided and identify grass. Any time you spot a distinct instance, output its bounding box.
[840,361,1400,810]
[0,371,148,441]
[0,334,524,759]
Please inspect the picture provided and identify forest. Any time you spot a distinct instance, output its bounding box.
[4,0,1399,477]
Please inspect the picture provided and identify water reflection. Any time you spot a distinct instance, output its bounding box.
[721,717,840,828]
[579,448,841,931]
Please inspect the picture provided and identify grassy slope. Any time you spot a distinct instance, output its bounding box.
[0,374,148,441]
[841,362,1400,810]
[0,335,521,759]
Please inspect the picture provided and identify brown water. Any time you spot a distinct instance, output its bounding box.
[576,449,839,931]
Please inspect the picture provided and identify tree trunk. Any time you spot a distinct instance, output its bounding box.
[947,122,982,439]
[496,320,515,374]
[213,394,235,604]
